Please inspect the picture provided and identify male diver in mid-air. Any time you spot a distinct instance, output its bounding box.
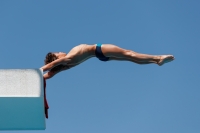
[40,44,175,79]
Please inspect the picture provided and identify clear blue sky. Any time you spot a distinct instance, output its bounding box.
[1,0,200,133]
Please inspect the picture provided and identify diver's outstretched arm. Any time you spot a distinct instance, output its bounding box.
[41,57,71,72]
[43,65,70,79]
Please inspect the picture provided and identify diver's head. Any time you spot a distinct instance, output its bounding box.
[44,52,67,72]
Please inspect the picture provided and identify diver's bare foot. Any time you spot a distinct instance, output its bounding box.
[158,55,175,66]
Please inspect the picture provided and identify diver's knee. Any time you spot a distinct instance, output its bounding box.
[125,50,136,57]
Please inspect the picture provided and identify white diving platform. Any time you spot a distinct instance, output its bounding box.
[0,69,46,130]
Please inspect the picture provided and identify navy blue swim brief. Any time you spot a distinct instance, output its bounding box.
[95,44,110,61]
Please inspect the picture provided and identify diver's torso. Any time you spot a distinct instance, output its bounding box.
[66,44,96,65]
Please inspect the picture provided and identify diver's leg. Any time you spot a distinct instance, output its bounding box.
[101,44,174,65]
[108,57,153,64]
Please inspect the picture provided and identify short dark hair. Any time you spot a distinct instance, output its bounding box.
[44,52,57,65]
[44,52,64,72]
